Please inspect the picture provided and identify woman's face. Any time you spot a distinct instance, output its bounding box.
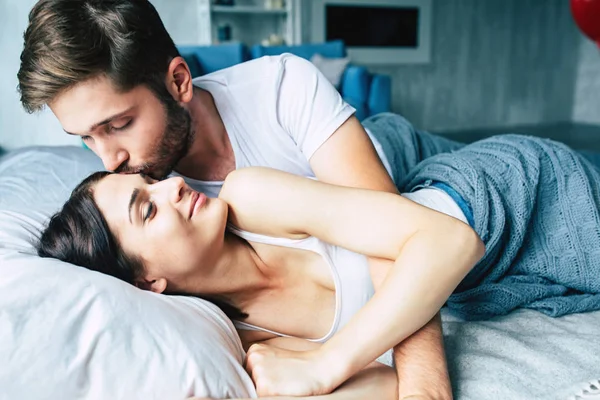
[93,173,228,292]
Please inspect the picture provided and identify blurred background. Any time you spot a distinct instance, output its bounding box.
[0,0,599,154]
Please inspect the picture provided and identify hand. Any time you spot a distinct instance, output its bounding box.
[245,342,338,397]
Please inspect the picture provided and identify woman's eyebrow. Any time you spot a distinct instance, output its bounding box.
[128,188,140,224]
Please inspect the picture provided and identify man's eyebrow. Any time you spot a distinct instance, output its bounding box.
[63,106,135,135]
[128,188,140,224]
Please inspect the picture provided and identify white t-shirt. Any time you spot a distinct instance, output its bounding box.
[182,53,356,197]
[181,54,465,224]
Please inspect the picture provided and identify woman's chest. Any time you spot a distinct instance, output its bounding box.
[243,241,336,340]
[241,240,395,341]
[253,240,336,290]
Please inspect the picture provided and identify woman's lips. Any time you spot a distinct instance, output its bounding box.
[189,191,206,219]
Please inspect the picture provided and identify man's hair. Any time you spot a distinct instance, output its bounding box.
[18,0,180,113]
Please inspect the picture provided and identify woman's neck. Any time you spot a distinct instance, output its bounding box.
[186,232,279,308]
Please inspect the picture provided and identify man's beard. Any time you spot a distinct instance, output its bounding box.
[116,95,195,180]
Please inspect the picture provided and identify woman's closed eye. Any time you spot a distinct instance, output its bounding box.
[143,201,155,222]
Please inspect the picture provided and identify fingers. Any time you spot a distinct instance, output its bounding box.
[244,343,265,374]
[244,343,270,395]
[245,343,294,396]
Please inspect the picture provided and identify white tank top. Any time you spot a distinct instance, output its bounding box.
[229,225,373,341]
[229,187,467,367]
[228,225,395,365]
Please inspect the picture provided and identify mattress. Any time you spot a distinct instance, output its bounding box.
[442,309,600,400]
[1,145,598,400]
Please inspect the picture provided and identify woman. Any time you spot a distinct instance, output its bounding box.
[38,165,484,399]
[39,133,600,398]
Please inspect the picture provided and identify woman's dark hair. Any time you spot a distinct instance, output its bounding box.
[38,171,247,320]
[19,0,179,113]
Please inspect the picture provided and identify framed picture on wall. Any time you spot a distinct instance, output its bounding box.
[311,0,432,64]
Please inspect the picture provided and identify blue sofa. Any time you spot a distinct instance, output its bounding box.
[178,41,391,121]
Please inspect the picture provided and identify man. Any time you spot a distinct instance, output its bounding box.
[18,1,453,398]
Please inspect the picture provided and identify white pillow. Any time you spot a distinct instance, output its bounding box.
[310,53,351,88]
[0,147,256,400]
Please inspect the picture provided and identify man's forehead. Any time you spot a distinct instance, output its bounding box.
[49,77,139,132]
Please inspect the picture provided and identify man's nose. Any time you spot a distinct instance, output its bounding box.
[95,140,129,172]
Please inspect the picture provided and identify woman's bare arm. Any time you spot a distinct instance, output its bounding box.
[220,167,483,396]
[189,365,396,400]
[190,336,398,400]
[255,337,397,400]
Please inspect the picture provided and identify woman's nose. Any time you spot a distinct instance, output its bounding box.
[152,177,185,204]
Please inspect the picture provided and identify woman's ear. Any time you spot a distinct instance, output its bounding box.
[135,277,168,294]
[165,56,194,104]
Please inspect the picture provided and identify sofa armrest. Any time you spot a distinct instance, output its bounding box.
[340,65,370,120]
[368,74,392,116]
[341,65,369,103]
[250,40,346,60]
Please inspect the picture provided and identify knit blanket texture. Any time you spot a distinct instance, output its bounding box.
[364,113,600,320]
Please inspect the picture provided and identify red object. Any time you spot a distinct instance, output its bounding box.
[571,0,600,47]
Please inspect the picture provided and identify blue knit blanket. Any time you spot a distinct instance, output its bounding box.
[365,113,600,320]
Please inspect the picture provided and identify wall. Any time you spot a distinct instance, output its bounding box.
[150,0,203,45]
[359,0,582,131]
[572,37,600,125]
[0,0,79,151]
[0,0,592,150]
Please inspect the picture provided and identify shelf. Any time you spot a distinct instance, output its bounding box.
[196,0,300,46]
[211,5,288,14]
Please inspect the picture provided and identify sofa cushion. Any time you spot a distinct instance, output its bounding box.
[310,53,351,88]
[250,40,346,60]
[181,53,204,78]
[178,42,249,75]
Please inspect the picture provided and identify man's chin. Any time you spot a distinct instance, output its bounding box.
[143,163,178,180]
[139,168,170,180]
[115,163,172,180]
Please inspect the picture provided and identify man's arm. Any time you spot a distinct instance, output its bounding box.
[189,336,398,400]
[394,314,452,400]
[189,365,396,400]
[309,116,398,193]
[310,116,453,400]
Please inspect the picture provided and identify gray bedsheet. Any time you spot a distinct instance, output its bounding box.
[1,146,598,400]
[443,308,600,400]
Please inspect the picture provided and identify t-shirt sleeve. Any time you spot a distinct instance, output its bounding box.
[276,54,356,160]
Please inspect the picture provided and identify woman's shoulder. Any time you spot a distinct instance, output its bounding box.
[220,168,312,241]
[221,167,294,192]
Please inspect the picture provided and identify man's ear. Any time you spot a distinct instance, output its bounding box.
[165,56,194,104]
[135,277,168,294]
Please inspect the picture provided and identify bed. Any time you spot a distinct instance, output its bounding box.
[0,146,598,400]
